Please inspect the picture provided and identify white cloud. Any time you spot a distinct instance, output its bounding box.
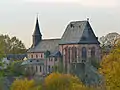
[25,0,118,8]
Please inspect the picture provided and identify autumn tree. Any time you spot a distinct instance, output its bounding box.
[100,40,120,90]
[10,78,38,90]
[42,73,92,90]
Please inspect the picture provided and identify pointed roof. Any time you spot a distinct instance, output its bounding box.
[60,21,100,44]
[33,17,42,36]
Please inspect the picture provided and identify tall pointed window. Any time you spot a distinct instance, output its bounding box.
[68,47,71,63]
[72,47,75,62]
[72,47,77,62]
[75,47,77,62]
[91,47,95,57]
[82,47,87,59]
[65,47,68,63]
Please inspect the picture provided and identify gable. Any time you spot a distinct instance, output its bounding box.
[79,22,100,44]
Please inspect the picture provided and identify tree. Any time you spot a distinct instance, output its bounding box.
[43,73,91,90]
[100,40,120,90]
[10,78,37,90]
[99,32,120,55]
[0,34,26,58]
[5,61,25,76]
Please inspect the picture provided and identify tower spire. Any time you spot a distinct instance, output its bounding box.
[32,15,42,47]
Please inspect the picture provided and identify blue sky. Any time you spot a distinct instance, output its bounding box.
[0,0,120,48]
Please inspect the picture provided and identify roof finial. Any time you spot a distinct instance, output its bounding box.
[87,18,89,21]
[36,13,39,20]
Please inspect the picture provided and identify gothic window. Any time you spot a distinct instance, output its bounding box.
[82,47,87,59]
[68,47,71,63]
[91,47,95,57]
[72,47,77,62]
[65,47,68,63]
[72,47,74,62]
[75,47,77,62]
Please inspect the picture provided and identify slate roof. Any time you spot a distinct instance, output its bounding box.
[60,21,100,44]
[50,51,62,57]
[27,39,60,53]
[33,17,42,36]
[7,54,27,60]
[28,20,99,54]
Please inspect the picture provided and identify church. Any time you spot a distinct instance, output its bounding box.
[23,17,101,76]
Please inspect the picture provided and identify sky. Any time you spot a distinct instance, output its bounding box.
[0,0,120,48]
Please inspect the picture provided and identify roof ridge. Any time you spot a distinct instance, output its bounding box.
[42,38,61,41]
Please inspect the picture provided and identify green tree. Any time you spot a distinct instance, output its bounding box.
[0,34,26,58]
[5,61,25,76]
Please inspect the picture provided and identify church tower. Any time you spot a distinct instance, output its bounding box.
[32,17,42,47]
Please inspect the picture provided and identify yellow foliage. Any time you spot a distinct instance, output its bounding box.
[100,41,120,90]
[43,73,90,90]
[10,78,36,90]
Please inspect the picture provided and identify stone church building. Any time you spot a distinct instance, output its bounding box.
[23,17,101,76]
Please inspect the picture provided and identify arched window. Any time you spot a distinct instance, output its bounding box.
[91,47,95,57]
[72,47,75,62]
[74,47,77,62]
[82,47,87,59]
[68,47,71,63]
[65,47,68,63]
